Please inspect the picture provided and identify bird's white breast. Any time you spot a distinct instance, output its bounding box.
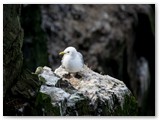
[62,53,83,73]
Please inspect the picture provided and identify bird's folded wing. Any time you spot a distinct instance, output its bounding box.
[78,52,84,65]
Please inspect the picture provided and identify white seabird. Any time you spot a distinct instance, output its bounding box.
[59,46,84,73]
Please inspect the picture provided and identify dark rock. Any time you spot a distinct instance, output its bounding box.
[3,4,23,97]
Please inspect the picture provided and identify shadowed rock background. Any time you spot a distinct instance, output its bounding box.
[3,4,155,116]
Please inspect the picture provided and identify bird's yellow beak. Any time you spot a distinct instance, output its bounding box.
[59,51,65,55]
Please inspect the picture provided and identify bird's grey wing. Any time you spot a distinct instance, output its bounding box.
[78,52,84,65]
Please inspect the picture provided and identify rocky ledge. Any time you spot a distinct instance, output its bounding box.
[35,65,137,116]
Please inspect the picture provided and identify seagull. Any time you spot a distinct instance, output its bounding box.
[59,46,84,73]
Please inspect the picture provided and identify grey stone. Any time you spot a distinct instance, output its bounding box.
[37,65,137,115]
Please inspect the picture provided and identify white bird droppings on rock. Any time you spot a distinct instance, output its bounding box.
[37,65,137,115]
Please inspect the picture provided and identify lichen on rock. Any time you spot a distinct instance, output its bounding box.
[36,65,137,116]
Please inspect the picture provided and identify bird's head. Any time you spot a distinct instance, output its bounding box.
[59,46,77,56]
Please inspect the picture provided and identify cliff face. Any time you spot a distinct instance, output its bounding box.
[3,5,41,116]
[3,5,23,96]
[36,66,137,116]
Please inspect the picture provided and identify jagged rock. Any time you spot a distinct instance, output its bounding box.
[11,69,40,99]
[37,66,137,116]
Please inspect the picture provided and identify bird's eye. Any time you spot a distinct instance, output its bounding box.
[67,51,70,53]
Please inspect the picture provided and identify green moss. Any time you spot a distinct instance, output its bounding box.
[112,94,137,116]
[101,93,138,116]
[75,98,91,115]
[122,94,138,115]
[35,67,43,75]
[35,92,61,116]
